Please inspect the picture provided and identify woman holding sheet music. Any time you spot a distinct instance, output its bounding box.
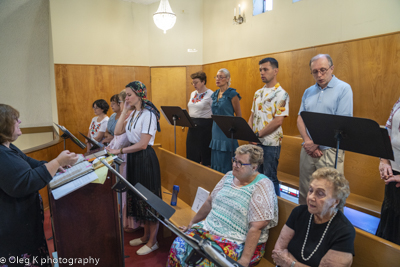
[106,81,162,256]
[0,104,78,266]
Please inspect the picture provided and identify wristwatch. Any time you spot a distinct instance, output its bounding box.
[255,132,260,138]
[290,261,296,267]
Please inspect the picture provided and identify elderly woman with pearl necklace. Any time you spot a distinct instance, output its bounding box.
[272,167,355,267]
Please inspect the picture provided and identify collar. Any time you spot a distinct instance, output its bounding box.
[263,82,280,90]
[316,75,337,90]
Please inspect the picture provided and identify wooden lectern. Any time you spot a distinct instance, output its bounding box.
[49,170,123,267]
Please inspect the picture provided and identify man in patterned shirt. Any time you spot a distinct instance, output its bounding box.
[248,57,290,196]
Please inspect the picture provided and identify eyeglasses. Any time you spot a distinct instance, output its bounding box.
[232,157,251,168]
[214,76,227,80]
[191,81,199,85]
[311,66,332,76]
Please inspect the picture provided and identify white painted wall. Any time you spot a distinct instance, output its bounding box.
[147,0,203,66]
[50,0,204,66]
[0,0,55,127]
[50,0,150,66]
[202,0,400,64]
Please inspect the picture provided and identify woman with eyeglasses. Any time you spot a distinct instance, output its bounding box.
[167,144,278,267]
[210,68,242,173]
[186,71,213,166]
[106,81,161,256]
[87,99,109,152]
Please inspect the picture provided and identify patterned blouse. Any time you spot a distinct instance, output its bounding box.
[195,171,278,244]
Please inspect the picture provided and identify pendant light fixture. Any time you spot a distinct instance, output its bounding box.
[153,0,176,34]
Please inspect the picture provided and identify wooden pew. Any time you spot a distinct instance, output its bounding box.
[278,135,384,217]
[156,145,400,267]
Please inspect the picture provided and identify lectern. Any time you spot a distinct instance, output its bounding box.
[49,170,122,267]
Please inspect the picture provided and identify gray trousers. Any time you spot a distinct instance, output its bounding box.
[299,147,345,205]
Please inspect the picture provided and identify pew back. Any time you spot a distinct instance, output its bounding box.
[278,135,384,217]
[156,146,400,267]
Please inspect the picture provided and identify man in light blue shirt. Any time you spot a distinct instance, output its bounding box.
[297,54,353,204]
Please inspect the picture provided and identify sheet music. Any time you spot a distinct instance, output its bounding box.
[49,161,93,189]
[191,187,210,213]
[52,171,99,200]
[85,150,107,160]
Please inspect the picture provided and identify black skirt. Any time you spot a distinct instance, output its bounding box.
[376,170,400,245]
[126,145,161,223]
[186,118,212,166]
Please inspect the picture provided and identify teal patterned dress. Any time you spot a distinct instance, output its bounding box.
[210,88,241,173]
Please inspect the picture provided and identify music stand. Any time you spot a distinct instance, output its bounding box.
[212,115,260,159]
[79,132,105,150]
[301,111,394,168]
[161,106,195,154]
[54,123,86,150]
[100,159,241,267]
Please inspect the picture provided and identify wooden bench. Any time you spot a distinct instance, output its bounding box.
[278,135,384,217]
[156,146,400,266]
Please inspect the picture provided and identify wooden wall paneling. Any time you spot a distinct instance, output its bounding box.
[55,64,151,154]
[151,67,187,157]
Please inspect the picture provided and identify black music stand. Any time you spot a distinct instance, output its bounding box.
[301,111,394,168]
[100,159,242,267]
[161,106,195,154]
[54,123,86,150]
[79,132,105,150]
[212,115,260,159]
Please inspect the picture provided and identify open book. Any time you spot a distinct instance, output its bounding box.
[49,161,94,189]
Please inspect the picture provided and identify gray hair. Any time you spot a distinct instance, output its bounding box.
[235,144,264,166]
[310,167,350,211]
[309,54,333,68]
[217,68,231,86]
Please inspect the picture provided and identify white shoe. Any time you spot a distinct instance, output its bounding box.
[129,238,148,246]
[136,242,159,255]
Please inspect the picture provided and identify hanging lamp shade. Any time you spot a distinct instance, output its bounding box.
[153,0,176,34]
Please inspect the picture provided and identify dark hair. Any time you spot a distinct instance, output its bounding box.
[92,99,109,114]
[110,94,120,103]
[309,54,333,68]
[0,104,20,143]
[259,57,279,68]
[190,71,207,85]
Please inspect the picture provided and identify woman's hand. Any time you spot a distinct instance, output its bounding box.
[106,147,120,155]
[57,165,71,173]
[272,249,293,267]
[56,150,79,167]
[124,100,131,111]
[178,222,193,232]
[379,159,393,180]
[384,175,400,187]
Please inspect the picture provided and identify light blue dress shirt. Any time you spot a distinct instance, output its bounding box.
[298,75,353,150]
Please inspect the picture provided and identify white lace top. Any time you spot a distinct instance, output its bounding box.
[195,171,278,244]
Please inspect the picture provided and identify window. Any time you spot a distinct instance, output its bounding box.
[253,0,273,16]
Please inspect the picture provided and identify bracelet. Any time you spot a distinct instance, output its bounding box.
[120,147,123,154]
[290,261,296,267]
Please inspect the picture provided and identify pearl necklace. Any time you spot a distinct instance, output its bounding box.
[301,211,337,261]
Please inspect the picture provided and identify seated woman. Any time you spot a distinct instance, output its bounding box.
[272,167,355,267]
[167,144,278,267]
[87,99,109,152]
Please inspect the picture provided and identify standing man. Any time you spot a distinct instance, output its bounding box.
[248,57,289,196]
[297,54,353,204]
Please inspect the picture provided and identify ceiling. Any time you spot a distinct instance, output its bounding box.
[121,0,160,5]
